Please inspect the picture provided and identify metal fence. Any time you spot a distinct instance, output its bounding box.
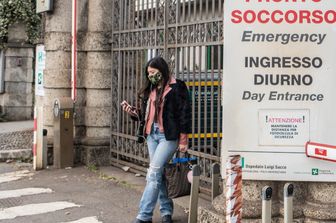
[111,0,224,193]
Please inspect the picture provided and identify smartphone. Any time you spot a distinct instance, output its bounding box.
[120,100,128,107]
[121,101,137,115]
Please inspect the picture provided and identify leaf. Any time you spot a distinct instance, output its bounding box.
[0,0,41,43]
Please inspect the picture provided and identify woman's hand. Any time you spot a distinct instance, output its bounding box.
[178,133,188,153]
[178,144,188,153]
[121,100,138,116]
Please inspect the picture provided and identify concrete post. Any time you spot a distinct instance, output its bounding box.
[243,181,279,220]
[278,182,306,222]
[41,0,89,163]
[188,164,201,223]
[261,186,272,223]
[283,183,294,223]
[42,0,73,142]
[211,163,221,202]
[81,0,112,165]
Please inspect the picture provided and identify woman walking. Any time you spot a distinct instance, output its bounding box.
[121,56,192,223]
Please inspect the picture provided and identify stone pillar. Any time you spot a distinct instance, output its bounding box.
[80,0,112,165]
[42,0,90,164]
[42,0,73,141]
[303,182,336,222]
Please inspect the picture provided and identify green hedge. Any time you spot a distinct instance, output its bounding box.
[0,0,41,45]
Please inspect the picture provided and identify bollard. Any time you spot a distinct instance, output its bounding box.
[42,129,48,169]
[34,106,45,170]
[212,163,221,201]
[188,164,201,223]
[225,155,243,223]
[284,183,294,223]
[261,186,272,223]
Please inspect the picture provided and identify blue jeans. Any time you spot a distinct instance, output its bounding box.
[137,123,178,221]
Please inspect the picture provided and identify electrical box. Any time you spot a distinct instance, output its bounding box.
[36,0,54,13]
[53,97,74,168]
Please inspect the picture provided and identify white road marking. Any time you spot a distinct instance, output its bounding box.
[0,170,34,184]
[0,188,53,199]
[0,201,80,220]
[61,216,103,223]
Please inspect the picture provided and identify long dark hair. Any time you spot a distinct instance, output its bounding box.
[138,56,171,99]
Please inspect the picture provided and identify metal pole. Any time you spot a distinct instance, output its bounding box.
[33,106,37,170]
[261,186,272,223]
[225,155,243,223]
[284,183,294,223]
[71,0,77,101]
[0,50,4,94]
[188,164,201,223]
[36,106,44,170]
[211,163,220,201]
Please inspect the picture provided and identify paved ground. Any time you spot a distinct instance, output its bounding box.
[0,121,33,133]
[0,162,190,223]
[0,121,34,161]
[0,121,208,222]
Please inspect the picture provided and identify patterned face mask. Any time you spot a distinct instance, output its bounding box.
[148,72,162,85]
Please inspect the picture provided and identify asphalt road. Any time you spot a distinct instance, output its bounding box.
[0,162,188,223]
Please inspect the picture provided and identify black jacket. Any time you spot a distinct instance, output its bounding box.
[137,79,192,141]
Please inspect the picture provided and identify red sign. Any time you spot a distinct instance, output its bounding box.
[306,142,336,163]
[315,148,327,157]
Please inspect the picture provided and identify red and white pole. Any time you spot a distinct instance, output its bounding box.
[71,0,77,101]
[225,155,243,223]
[33,106,37,170]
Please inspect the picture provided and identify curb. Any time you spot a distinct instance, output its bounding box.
[0,149,32,162]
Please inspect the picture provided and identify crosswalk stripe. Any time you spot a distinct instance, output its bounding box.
[61,216,103,223]
[0,170,34,184]
[0,188,53,199]
[0,201,80,220]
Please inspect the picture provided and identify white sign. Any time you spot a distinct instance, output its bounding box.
[35,45,46,96]
[223,1,336,181]
[258,109,309,146]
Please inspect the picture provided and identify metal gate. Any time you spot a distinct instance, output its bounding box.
[111,0,224,193]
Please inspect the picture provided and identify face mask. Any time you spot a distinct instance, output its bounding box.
[148,72,162,85]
